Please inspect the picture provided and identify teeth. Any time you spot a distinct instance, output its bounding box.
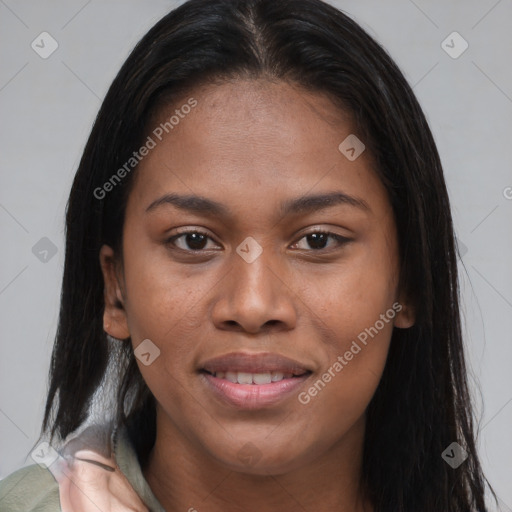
[271,371,284,382]
[211,371,296,384]
[253,372,272,385]
[237,372,253,384]
[225,371,237,383]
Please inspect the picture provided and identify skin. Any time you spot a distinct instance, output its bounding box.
[100,78,415,512]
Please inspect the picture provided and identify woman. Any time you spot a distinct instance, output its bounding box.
[0,0,496,510]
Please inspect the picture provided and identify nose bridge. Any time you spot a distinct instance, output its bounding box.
[232,237,278,302]
[211,236,297,333]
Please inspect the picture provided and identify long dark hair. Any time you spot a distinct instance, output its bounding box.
[42,0,495,510]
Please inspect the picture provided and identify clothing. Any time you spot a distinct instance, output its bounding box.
[0,424,165,511]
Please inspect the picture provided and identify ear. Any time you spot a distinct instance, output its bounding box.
[394,291,416,329]
[99,244,130,340]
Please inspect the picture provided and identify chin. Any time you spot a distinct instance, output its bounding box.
[209,442,314,476]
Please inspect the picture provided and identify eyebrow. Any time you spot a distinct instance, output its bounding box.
[145,191,370,217]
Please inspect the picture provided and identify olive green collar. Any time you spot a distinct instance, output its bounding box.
[112,424,166,511]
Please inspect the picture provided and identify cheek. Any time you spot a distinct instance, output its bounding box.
[120,240,213,342]
[295,237,397,419]
[300,239,398,340]
[297,318,393,443]
[118,238,225,398]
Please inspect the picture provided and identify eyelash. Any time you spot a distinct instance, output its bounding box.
[165,228,350,253]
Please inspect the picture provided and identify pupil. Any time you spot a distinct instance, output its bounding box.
[308,233,327,249]
[186,233,207,250]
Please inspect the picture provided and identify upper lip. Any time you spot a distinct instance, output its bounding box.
[200,352,312,376]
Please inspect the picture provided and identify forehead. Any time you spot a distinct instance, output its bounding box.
[127,79,387,219]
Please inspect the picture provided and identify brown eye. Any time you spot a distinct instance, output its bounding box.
[166,230,219,252]
[292,231,350,251]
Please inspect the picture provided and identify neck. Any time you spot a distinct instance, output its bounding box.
[143,410,372,512]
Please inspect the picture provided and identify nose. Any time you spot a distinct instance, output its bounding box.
[211,245,297,335]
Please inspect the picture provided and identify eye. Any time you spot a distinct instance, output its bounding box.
[165,229,220,252]
[291,230,350,251]
[165,228,350,253]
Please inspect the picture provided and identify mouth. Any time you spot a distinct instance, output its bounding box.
[198,352,313,409]
[200,369,308,384]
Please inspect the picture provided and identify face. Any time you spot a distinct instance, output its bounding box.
[100,78,414,475]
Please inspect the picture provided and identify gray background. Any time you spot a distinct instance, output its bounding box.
[1,0,511,509]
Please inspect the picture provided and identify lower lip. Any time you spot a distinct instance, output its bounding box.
[200,372,311,409]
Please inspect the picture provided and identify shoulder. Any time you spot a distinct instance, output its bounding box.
[0,422,116,512]
[0,463,61,511]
